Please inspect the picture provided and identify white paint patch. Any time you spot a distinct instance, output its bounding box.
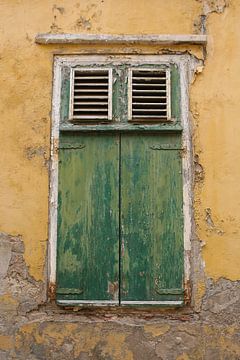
[48,58,61,284]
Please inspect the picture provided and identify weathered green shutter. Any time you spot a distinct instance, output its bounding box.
[120,134,184,304]
[56,133,120,303]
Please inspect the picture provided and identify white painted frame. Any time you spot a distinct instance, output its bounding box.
[49,54,196,306]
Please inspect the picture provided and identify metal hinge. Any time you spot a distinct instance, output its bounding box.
[155,288,184,295]
[150,144,182,150]
[56,288,84,295]
[59,144,86,150]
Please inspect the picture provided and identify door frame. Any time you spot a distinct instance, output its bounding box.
[49,54,196,305]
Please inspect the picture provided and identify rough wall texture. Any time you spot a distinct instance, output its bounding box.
[1,0,240,359]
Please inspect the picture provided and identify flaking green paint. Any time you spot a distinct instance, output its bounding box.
[60,67,71,123]
[120,134,184,302]
[171,64,181,121]
[57,133,120,301]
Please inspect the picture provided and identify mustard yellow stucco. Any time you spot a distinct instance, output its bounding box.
[192,2,240,280]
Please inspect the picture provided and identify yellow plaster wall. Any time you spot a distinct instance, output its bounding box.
[192,1,240,280]
[0,0,240,286]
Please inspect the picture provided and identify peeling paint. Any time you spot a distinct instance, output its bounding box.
[75,16,92,30]
[144,324,170,337]
[205,208,225,235]
[107,281,119,301]
[201,0,228,15]
[194,154,205,182]
[0,336,14,351]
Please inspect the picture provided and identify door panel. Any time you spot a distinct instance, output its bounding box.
[56,133,120,303]
[120,134,184,303]
[56,132,184,304]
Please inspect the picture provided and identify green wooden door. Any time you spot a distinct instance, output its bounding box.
[56,133,184,305]
[56,133,120,303]
[120,134,184,304]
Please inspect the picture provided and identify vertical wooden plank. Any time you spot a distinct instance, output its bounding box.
[112,65,129,123]
[171,63,181,122]
[60,66,71,123]
[120,134,184,303]
[56,133,119,302]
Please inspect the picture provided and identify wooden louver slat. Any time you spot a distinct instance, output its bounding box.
[70,68,112,121]
[129,68,171,121]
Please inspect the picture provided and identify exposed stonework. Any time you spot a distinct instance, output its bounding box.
[6,313,240,359]
[0,232,45,354]
[201,278,240,324]
[1,246,240,360]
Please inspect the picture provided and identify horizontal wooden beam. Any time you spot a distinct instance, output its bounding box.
[35,33,207,46]
[59,123,183,132]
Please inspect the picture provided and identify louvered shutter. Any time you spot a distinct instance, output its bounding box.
[128,68,171,121]
[69,68,112,121]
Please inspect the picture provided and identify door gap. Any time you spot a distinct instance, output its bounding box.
[118,133,122,306]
